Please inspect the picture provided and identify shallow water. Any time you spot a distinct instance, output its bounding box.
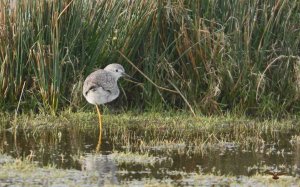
[1,125,300,185]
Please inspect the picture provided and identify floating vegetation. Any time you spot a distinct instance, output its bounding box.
[110,152,173,166]
[1,156,300,186]
[1,112,300,185]
[0,157,100,186]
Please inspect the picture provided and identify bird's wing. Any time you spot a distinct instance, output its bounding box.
[83,69,115,96]
[96,70,115,90]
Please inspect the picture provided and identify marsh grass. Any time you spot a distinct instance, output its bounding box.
[0,0,300,117]
[4,111,300,154]
[1,112,300,185]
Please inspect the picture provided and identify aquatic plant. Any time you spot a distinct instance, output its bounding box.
[0,0,299,117]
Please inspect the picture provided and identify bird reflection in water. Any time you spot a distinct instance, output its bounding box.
[81,154,118,185]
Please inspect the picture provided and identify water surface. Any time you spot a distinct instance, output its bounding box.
[1,125,300,185]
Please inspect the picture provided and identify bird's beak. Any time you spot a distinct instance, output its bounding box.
[122,72,131,78]
[122,72,138,82]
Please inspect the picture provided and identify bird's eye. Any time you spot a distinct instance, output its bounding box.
[115,69,119,72]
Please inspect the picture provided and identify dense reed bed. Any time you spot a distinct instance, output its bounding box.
[0,0,299,117]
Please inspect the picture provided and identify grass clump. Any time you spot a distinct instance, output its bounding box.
[0,0,299,117]
[2,111,300,153]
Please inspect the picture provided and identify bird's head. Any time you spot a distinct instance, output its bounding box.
[104,63,130,79]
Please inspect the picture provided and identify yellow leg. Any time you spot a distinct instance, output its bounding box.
[95,105,102,153]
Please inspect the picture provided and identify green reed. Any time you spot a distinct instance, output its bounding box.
[0,0,299,117]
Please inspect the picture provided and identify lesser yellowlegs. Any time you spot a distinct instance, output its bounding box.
[83,63,129,151]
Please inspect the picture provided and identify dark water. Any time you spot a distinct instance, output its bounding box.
[1,127,300,183]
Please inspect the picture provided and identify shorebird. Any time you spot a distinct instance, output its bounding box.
[83,63,129,151]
